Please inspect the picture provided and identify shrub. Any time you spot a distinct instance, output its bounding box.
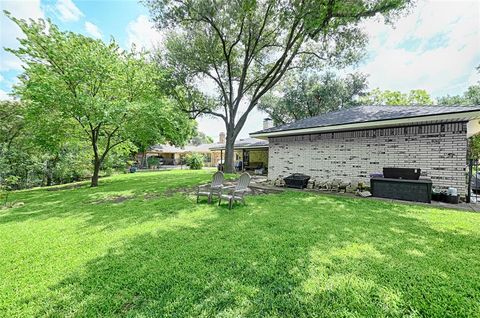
[147,157,161,167]
[1,175,20,206]
[185,153,204,170]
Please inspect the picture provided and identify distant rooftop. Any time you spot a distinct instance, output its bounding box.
[251,105,480,136]
[209,138,268,150]
[149,142,222,154]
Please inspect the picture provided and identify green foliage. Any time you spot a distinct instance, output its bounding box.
[407,89,434,105]
[51,147,92,182]
[0,100,25,147]
[145,0,411,172]
[128,99,197,155]
[469,135,480,159]
[0,99,94,188]
[259,72,368,125]
[5,12,194,187]
[147,156,161,167]
[465,85,480,105]
[361,88,433,105]
[438,65,480,106]
[190,132,214,145]
[0,175,20,206]
[437,94,466,106]
[0,101,46,188]
[1,170,479,316]
[185,153,204,170]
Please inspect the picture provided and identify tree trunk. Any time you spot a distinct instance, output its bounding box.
[91,158,101,187]
[224,132,236,173]
[46,173,53,187]
[143,151,148,169]
[45,156,58,186]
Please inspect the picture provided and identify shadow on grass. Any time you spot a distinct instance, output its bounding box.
[0,170,216,227]
[23,192,480,317]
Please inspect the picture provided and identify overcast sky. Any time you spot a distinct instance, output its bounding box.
[1,0,479,140]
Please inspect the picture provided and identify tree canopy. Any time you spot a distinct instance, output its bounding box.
[5,12,195,187]
[145,0,412,172]
[360,88,433,105]
[438,65,480,106]
[190,132,214,145]
[0,100,25,150]
[259,71,368,125]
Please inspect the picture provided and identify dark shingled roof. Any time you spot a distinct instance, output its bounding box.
[253,105,480,135]
[209,138,268,150]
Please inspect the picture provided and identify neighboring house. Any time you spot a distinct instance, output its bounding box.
[250,105,480,196]
[140,143,222,167]
[141,144,185,166]
[140,131,270,170]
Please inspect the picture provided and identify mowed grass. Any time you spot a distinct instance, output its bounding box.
[1,170,479,317]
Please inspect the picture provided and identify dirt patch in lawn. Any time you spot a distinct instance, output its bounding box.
[142,179,280,201]
[143,186,197,200]
[90,195,134,205]
[47,183,86,191]
[164,186,197,197]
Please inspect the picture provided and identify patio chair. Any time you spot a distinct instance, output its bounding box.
[218,172,251,209]
[196,171,225,203]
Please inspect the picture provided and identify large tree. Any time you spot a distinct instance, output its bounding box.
[6,13,194,187]
[145,0,411,172]
[259,71,368,125]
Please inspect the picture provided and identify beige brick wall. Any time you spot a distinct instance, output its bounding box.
[268,122,468,194]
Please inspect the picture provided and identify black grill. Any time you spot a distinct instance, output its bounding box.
[383,167,421,180]
[284,173,310,189]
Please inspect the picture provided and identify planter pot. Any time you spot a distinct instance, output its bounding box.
[446,195,459,204]
[432,192,441,201]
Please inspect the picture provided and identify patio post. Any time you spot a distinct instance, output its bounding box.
[467,158,473,203]
[242,149,246,171]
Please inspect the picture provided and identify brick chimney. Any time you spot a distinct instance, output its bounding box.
[263,118,273,130]
[219,132,226,143]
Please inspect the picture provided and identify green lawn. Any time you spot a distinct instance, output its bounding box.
[1,170,479,317]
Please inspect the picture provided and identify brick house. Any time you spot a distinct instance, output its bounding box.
[250,106,480,196]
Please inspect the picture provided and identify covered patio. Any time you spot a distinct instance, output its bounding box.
[210,138,269,173]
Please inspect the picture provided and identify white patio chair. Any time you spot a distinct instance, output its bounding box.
[196,171,225,203]
[218,173,251,209]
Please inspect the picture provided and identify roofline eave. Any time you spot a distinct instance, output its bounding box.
[209,145,269,151]
[250,111,480,138]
